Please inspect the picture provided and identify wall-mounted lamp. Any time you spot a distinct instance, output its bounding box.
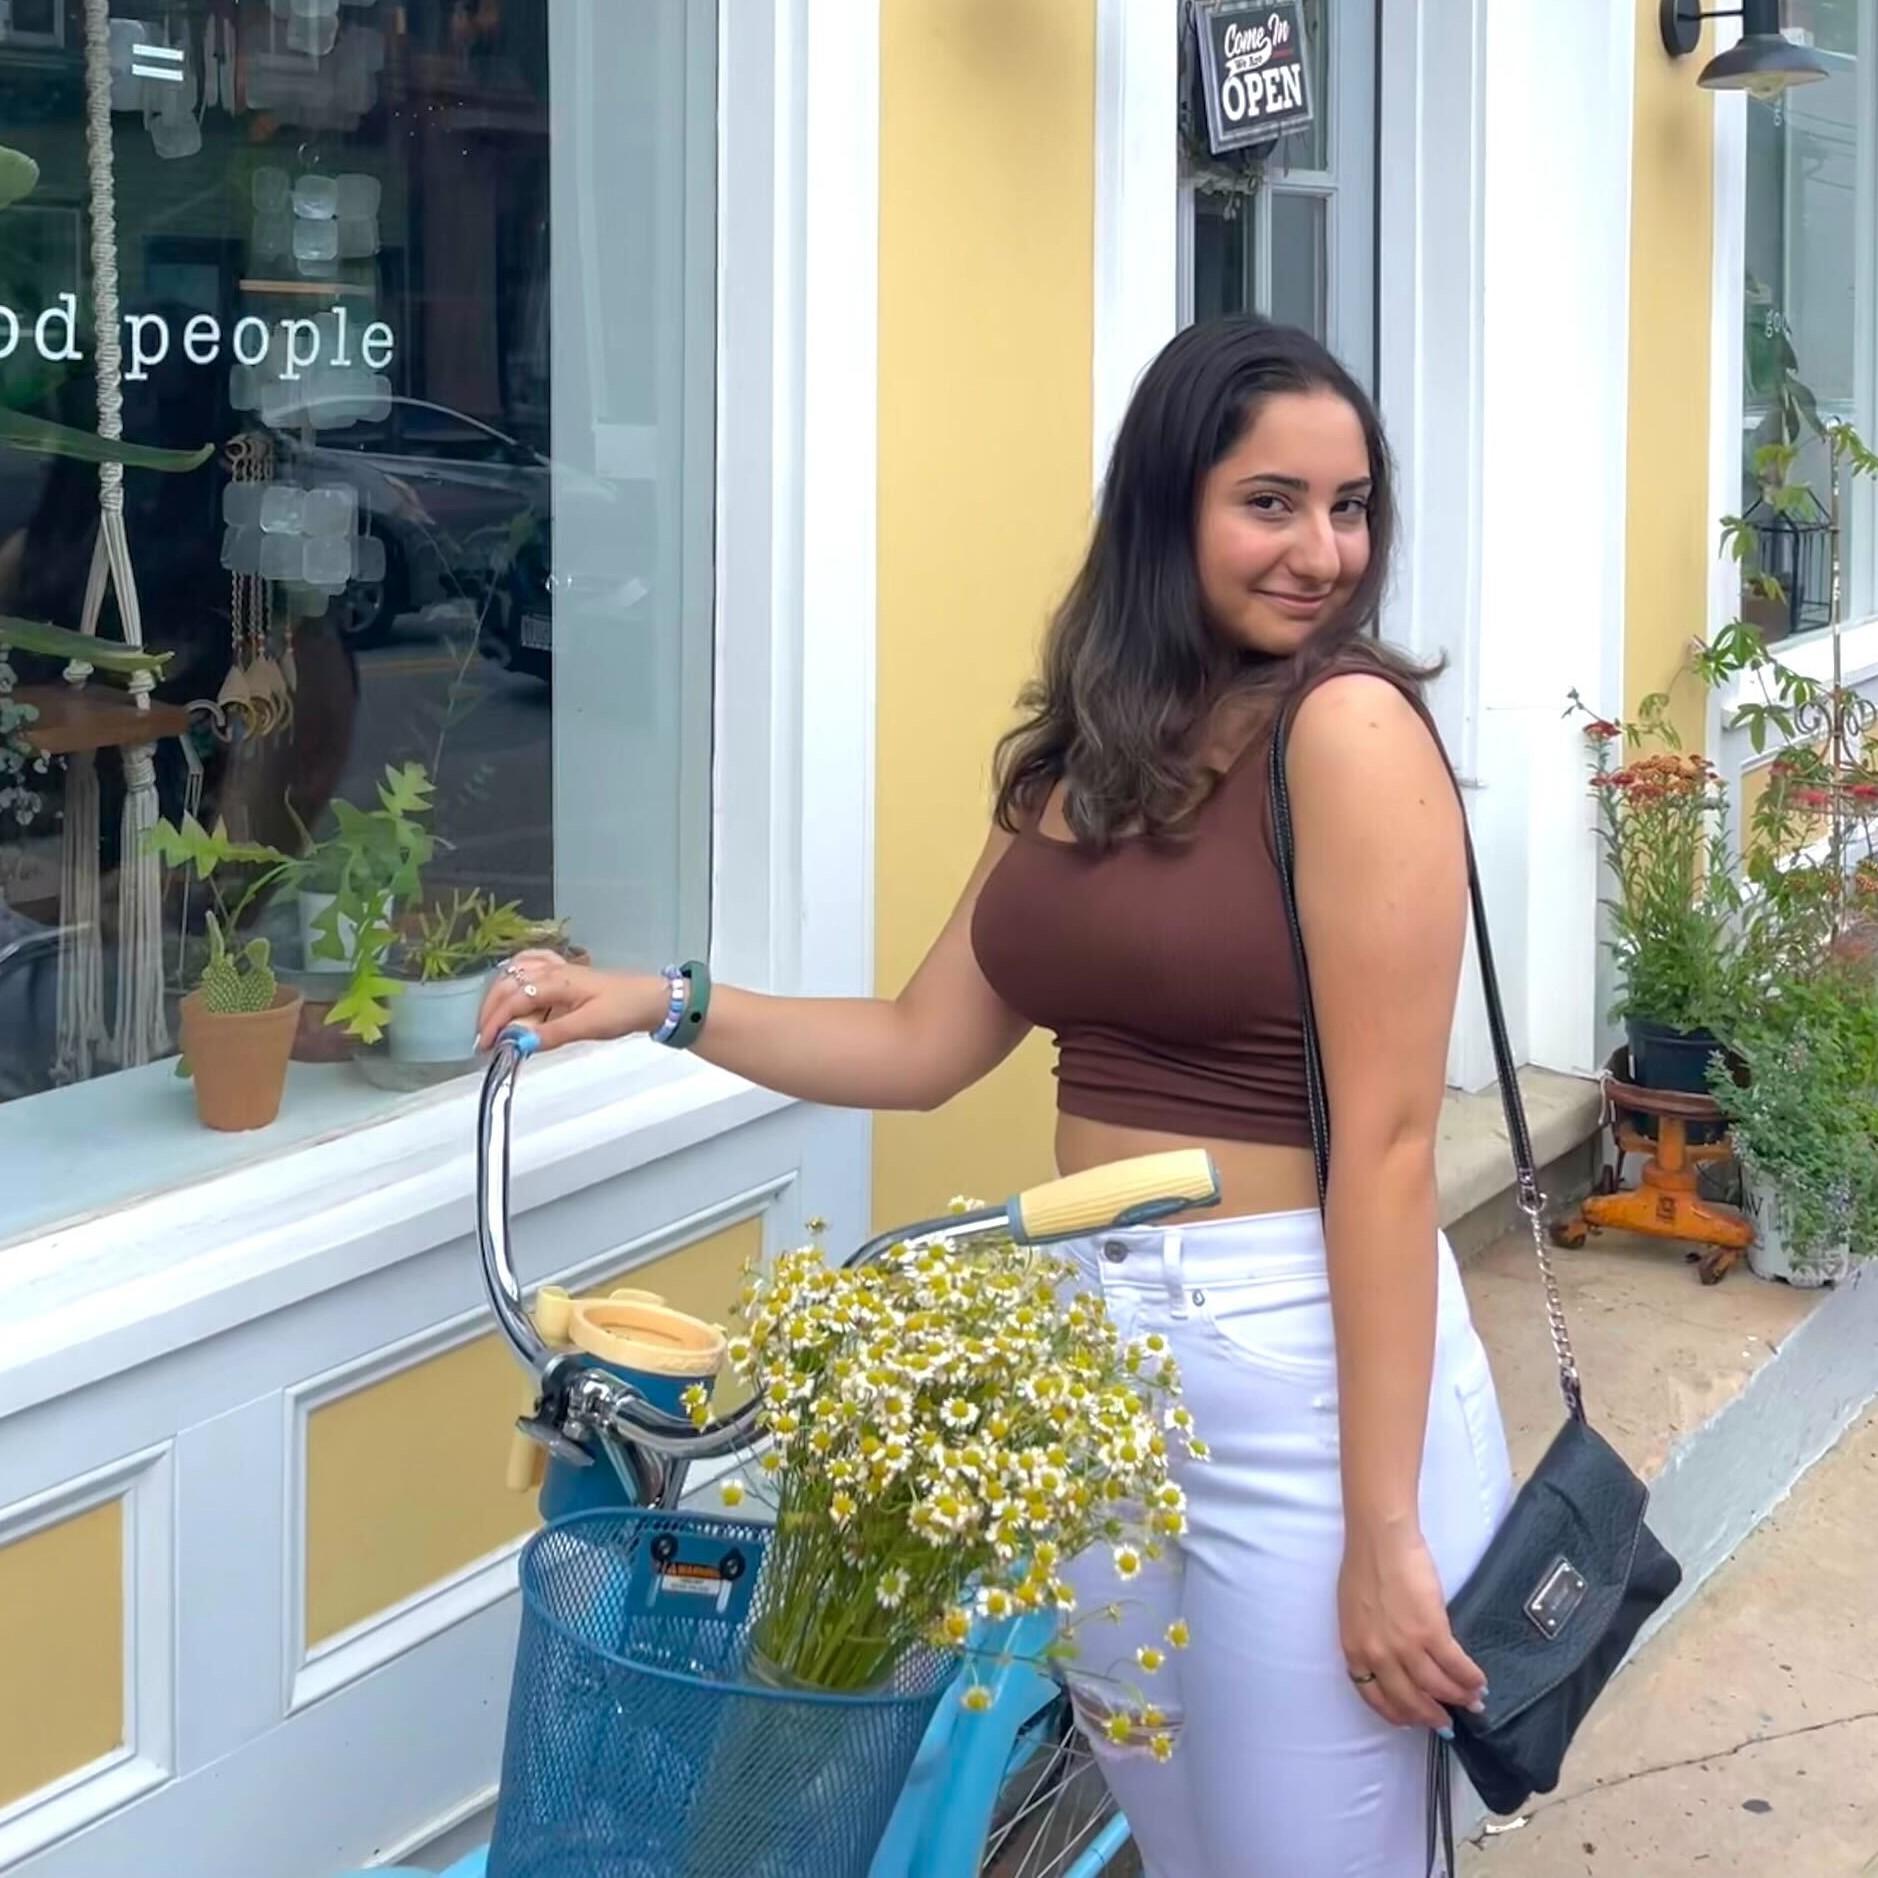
[1660,0,1829,98]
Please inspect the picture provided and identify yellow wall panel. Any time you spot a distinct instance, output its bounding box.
[874,0,1097,1227]
[0,1501,123,1808]
[1625,0,1716,747]
[305,1217,763,1647]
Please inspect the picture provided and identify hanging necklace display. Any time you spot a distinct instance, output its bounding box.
[218,432,295,741]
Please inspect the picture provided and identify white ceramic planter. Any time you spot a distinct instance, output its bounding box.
[296,889,388,975]
[1743,1172,1853,1288]
[383,969,494,1064]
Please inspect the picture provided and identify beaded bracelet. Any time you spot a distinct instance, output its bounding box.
[650,965,689,1044]
[651,960,712,1050]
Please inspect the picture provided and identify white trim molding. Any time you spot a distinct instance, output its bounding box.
[1473,1,1637,1085]
[1376,0,1487,780]
[1375,0,1493,1087]
[1706,13,1747,769]
[1092,0,1179,490]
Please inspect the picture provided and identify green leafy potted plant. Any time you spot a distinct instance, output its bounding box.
[295,762,437,1043]
[292,837,353,978]
[382,889,565,1065]
[146,817,305,1130]
[1708,965,1878,1285]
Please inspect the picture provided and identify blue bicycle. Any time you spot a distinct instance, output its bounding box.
[377,1028,1219,1878]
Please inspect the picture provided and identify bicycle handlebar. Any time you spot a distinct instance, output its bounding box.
[476,1025,1221,1465]
[477,1028,548,1374]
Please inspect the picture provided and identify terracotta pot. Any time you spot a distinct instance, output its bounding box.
[180,987,304,1131]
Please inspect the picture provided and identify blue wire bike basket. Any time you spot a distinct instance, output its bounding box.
[487,1508,959,1878]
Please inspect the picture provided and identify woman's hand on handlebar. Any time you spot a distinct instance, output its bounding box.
[476,950,664,1053]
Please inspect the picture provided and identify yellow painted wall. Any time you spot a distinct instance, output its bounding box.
[1625,1,1715,747]
[304,1217,762,1647]
[0,1500,123,1808]
[874,0,1097,1227]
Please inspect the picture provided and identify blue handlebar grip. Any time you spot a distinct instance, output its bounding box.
[499,1024,541,1057]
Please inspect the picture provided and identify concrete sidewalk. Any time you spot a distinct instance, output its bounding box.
[1459,1404,1878,1876]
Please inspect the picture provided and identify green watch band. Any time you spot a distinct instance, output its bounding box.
[670,959,712,1049]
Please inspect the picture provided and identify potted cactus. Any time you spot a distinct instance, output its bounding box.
[146,816,306,1129]
[178,916,303,1130]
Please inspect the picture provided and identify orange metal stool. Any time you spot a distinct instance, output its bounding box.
[1551,1053,1752,1285]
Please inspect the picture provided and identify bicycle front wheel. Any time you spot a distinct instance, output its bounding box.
[979,1692,1134,1878]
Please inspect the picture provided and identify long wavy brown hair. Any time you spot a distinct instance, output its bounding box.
[993,317,1438,848]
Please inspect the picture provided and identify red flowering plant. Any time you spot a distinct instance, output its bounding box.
[1568,691,1740,1035]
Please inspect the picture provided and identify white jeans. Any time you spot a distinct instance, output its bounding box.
[1057,1211,1514,1877]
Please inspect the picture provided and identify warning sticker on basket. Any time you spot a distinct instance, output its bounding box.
[657,1560,734,1597]
[644,1531,757,1619]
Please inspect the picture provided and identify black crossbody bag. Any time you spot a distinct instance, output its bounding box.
[1266,724,1682,1875]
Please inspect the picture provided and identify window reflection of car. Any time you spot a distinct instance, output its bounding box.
[0,911,62,1102]
[484,508,553,682]
[276,396,595,653]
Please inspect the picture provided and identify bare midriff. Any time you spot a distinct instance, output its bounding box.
[1055,1112,1321,1224]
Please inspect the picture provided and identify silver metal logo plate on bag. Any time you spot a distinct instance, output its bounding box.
[1525,1557,1588,1638]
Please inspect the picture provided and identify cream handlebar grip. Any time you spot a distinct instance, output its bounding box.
[1008,1150,1221,1244]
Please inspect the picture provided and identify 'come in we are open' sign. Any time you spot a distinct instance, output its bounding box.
[1193,1,1316,154]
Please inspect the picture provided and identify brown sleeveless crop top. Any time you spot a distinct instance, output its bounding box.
[970,721,1315,1149]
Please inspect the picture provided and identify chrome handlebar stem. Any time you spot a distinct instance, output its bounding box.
[476,1031,551,1375]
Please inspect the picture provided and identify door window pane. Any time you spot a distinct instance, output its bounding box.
[1268,191,1328,341]
[0,0,714,1240]
[1191,192,1253,325]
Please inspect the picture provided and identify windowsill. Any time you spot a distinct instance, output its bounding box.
[0,1058,448,1249]
[1719,613,1878,718]
[0,1039,791,1419]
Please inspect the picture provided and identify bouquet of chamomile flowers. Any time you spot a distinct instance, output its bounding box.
[692,1209,1206,1724]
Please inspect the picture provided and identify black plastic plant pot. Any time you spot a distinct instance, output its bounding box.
[1625,1018,1729,1145]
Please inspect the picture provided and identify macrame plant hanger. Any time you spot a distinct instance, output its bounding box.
[54,0,170,1081]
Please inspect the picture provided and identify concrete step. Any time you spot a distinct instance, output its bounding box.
[1457,1231,1878,1855]
[1438,1069,1603,1263]
[1457,1403,1878,1875]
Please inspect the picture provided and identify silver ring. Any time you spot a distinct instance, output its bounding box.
[501,960,525,982]
[523,981,539,999]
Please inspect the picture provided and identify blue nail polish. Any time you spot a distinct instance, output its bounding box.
[1437,1725,1455,1741]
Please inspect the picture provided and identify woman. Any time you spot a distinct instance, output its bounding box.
[478,317,1515,1875]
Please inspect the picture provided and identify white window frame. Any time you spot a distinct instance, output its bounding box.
[0,0,879,1420]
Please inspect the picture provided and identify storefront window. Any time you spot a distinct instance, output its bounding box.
[0,0,714,1241]
[1740,0,1867,637]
